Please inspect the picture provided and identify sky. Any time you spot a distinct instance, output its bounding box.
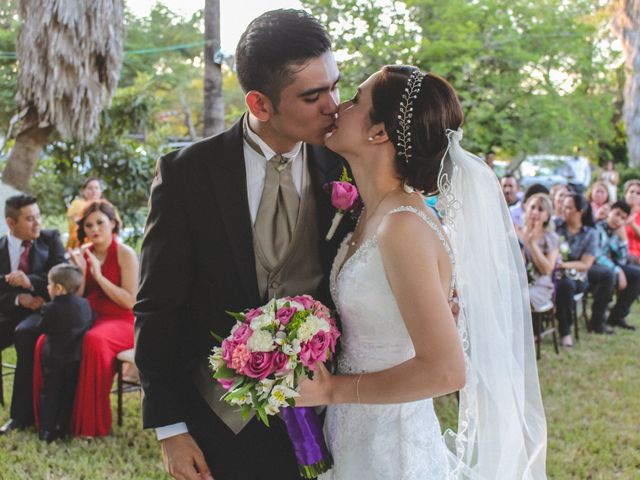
[126,0,303,53]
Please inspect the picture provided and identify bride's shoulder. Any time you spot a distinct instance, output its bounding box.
[376,202,443,253]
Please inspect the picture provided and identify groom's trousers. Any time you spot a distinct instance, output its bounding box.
[184,385,302,480]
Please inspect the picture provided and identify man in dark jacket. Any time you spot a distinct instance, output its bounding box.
[0,194,66,433]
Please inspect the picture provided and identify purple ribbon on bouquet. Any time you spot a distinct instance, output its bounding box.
[281,406,333,478]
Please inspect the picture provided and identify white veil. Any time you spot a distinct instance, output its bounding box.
[437,129,548,479]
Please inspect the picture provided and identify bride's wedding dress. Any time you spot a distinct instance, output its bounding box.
[320,205,454,480]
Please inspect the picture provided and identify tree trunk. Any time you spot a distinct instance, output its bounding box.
[614,0,640,166]
[2,107,53,191]
[180,94,197,140]
[203,0,224,137]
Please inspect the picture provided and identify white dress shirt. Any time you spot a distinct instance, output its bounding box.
[156,117,305,441]
[6,234,31,306]
[7,233,26,272]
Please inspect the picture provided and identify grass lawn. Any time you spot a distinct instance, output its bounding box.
[1,306,640,479]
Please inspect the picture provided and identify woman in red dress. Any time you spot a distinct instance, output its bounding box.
[34,200,138,436]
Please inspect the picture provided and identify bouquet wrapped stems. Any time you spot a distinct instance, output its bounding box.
[281,407,333,478]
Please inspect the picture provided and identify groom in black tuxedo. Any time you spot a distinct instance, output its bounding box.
[135,10,353,480]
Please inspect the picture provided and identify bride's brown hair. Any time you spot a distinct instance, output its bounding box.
[369,65,464,194]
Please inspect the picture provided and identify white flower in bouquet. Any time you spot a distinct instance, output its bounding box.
[269,385,299,409]
[282,338,302,355]
[228,393,252,406]
[247,329,276,352]
[274,331,287,345]
[297,315,330,342]
[282,371,296,389]
[208,347,224,370]
[257,378,276,400]
[250,312,276,331]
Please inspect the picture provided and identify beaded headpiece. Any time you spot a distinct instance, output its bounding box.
[396,69,426,163]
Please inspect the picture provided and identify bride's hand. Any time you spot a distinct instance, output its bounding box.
[295,362,334,407]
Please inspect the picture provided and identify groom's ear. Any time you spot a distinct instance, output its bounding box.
[367,122,389,145]
[246,90,275,122]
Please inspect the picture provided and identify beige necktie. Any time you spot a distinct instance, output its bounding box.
[254,154,300,266]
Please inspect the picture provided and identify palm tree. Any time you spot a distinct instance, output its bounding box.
[614,0,640,166]
[3,0,124,191]
[203,0,224,137]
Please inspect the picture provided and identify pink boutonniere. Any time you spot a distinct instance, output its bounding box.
[325,167,359,241]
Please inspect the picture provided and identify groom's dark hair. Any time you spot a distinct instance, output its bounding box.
[235,9,332,108]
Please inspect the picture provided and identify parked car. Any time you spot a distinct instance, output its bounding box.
[513,155,572,190]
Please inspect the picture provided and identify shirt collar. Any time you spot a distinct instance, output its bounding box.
[8,233,28,248]
[243,114,303,160]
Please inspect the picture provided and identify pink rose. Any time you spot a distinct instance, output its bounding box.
[232,323,252,343]
[292,295,315,310]
[218,377,236,391]
[245,308,263,322]
[300,331,331,369]
[271,351,289,374]
[328,324,341,354]
[312,301,332,320]
[221,339,236,367]
[331,181,359,211]
[276,307,297,325]
[244,351,274,380]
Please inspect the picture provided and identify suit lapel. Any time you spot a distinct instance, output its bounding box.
[307,145,349,237]
[205,118,260,306]
[0,237,10,274]
[30,236,47,274]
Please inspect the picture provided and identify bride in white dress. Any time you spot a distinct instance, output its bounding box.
[297,66,547,479]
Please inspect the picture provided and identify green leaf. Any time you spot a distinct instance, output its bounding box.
[212,365,236,379]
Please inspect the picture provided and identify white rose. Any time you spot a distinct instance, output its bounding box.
[247,330,276,352]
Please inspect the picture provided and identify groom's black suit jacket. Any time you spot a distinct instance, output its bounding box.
[134,117,352,478]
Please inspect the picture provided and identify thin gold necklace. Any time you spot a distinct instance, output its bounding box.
[349,185,401,247]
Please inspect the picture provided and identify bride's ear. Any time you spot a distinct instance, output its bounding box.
[367,122,389,145]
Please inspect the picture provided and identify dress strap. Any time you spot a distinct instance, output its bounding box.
[384,206,456,301]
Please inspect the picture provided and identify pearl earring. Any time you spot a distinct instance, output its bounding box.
[368,136,374,141]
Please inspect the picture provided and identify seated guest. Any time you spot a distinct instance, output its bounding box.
[555,193,598,346]
[522,193,559,311]
[0,195,66,434]
[624,180,640,264]
[550,184,570,222]
[590,201,639,331]
[36,264,94,442]
[501,174,523,230]
[583,181,611,227]
[34,200,138,437]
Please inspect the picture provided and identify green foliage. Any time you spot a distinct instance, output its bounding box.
[29,74,160,246]
[302,0,620,160]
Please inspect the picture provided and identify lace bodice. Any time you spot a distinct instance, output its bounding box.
[320,206,453,479]
[329,206,455,374]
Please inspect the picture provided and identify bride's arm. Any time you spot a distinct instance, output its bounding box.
[297,211,466,406]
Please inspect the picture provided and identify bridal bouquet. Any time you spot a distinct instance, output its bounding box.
[209,295,340,478]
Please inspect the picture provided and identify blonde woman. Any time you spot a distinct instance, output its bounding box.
[522,193,559,311]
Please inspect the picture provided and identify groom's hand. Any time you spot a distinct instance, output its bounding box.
[161,433,213,480]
